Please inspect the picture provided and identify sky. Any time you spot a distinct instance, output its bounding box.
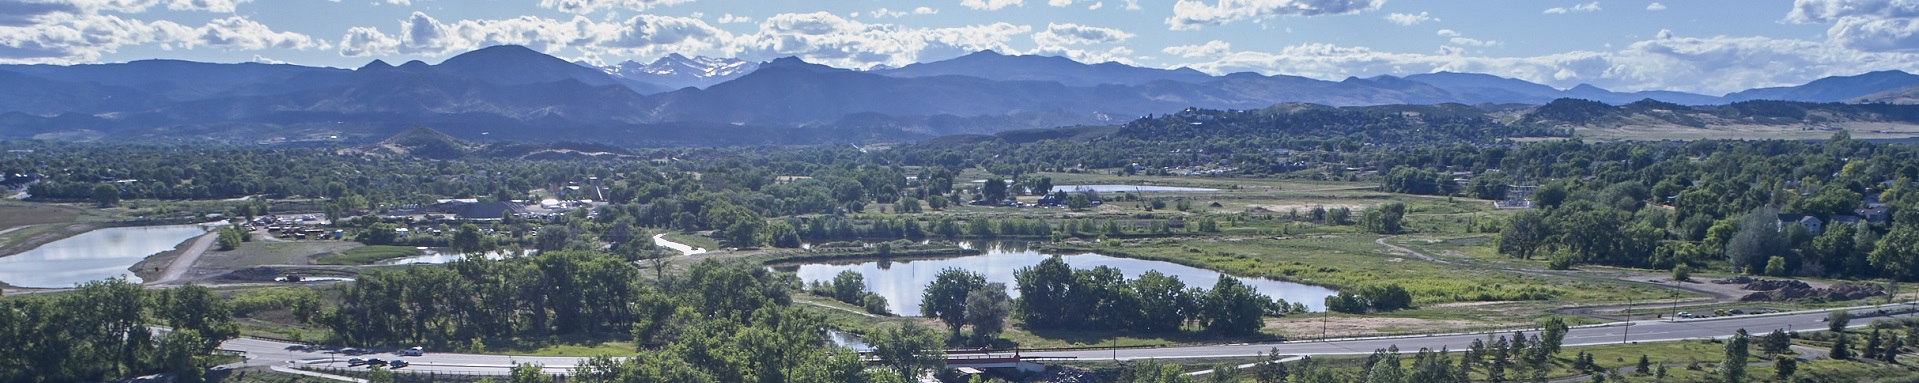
[2,0,1918,95]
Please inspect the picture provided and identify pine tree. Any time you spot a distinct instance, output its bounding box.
[1636,354,1650,375]
[1832,333,1854,360]
[1866,327,1884,359]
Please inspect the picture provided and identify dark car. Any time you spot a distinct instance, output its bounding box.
[389,360,410,369]
[346,358,366,366]
[365,359,387,367]
[340,348,365,355]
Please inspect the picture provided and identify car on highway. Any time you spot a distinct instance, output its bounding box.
[339,347,365,355]
[346,358,365,366]
[401,346,424,356]
[390,360,410,369]
[1678,312,1693,318]
[365,358,387,367]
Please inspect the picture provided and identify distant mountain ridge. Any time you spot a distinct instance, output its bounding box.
[1,44,1916,146]
[598,53,757,91]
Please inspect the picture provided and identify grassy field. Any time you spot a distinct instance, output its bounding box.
[661,232,720,251]
[197,241,366,268]
[312,245,422,266]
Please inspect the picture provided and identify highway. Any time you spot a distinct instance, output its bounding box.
[220,304,1918,376]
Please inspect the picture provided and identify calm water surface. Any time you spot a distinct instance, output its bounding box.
[778,244,1336,315]
[0,224,211,288]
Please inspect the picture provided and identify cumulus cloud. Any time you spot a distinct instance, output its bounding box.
[537,0,696,14]
[737,12,1030,68]
[186,16,326,50]
[0,1,80,27]
[1033,23,1134,46]
[1384,11,1438,26]
[336,11,731,60]
[0,5,324,63]
[871,7,937,18]
[1787,0,1919,52]
[960,0,1021,11]
[1449,37,1500,47]
[1646,2,1665,10]
[1168,0,1385,30]
[1162,39,1231,57]
[167,0,249,12]
[1163,29,1919,95]
[1435,29,1460,37]
[1544,2,1601,14]
[717,13,751,24]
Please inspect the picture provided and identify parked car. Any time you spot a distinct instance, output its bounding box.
[1678,312,1693,318]
[389,360,410,369]
[346,358,366,366]
[401,346,424,356]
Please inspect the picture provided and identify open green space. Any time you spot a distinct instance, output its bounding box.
[312,245,421,265]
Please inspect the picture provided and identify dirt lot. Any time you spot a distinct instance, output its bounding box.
[195,241,364,269]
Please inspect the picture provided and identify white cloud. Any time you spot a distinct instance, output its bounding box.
[0,6,330,63]
[1033,23,1134,46]
[335,11,731,61]
[1787,0,1919,52]
[1384,12,1438,26]
[960,0,1021,11]
[1449,37,1500,47]
[1122,0,1140,10]
[1029,44,1134,64]
[1088,1,1103,9]
[1435,29,1459,37]
[733,12,1030,69]
[1162,39,1231,57]
[1168,0,1384,30]
[385,0,410,5]
[167,0,249,12]
[337,25,397,56]
[186,16,327,50]
[870,7,938,18]
[1646,2,1665,10]
[537,0,696,14]
[1048,0,1070,6]
[717,13,751,24]
[1544,2,1601,14]
[1164,30,1919,95]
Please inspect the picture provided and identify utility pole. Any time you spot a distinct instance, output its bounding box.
[1623,296,1632,344]
[1670,279,1681,323]
[1322,308,1329,341]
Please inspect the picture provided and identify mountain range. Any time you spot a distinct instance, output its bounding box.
[3,44,1919,146]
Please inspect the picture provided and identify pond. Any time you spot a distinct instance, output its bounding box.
[376,248,524,265]
[776,243,1336,316]
[1051,185,1219,193]
[0,224,213,288]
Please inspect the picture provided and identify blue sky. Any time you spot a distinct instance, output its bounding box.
[2,0,1916,94]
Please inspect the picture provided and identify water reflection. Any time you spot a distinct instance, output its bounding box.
[777,243,1337,316]
[0,224,212,288]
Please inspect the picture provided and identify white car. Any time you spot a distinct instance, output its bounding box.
[401,346,423,356]
[1677,312,1693,318]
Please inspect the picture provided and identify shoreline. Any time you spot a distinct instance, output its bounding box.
[130,231,218,283]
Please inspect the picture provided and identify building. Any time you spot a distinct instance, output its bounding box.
[1776,214,1824,235]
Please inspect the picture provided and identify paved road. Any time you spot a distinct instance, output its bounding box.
[222,304,1919,376]
[653,233,707,256]
[153,232,218,284]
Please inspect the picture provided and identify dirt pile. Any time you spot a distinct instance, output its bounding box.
[1720,277,1885,302]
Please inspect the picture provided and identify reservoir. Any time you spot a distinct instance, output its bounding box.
[0,224,211,288]
[777,244,1336,315]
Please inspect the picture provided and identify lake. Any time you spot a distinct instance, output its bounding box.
[776,244,1336,315]
[1051,185,1218,193]
[0,224,212,288]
